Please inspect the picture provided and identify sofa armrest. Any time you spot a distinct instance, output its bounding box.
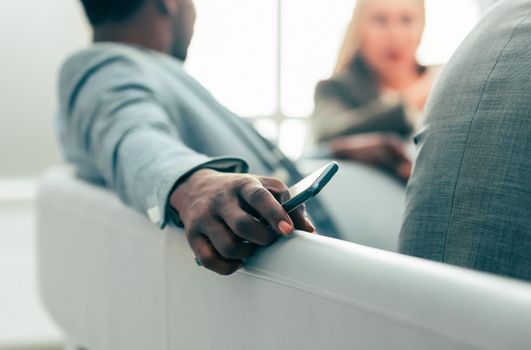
[37,167,531,350]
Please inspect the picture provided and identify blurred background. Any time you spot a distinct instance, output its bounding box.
[0,0,497,348]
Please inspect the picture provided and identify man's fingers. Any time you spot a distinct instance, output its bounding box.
[221,206,279,246]
[275,188,316,233]
[239,182,294,235]
[258,176,289,197]
[188,234,242,276]
[203,220,257,260]
[290,205,316,233]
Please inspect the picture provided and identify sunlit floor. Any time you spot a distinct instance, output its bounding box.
[0,180,62,350]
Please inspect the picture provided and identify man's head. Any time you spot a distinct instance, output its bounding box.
[79,0,196,61]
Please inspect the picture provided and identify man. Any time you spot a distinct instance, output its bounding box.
[399,0,531,282]
[61,0,410,275]
[59,0,308,276]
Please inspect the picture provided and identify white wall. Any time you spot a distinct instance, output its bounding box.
[0,0,90,177]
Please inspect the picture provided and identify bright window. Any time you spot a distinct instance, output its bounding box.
[186,0,278,117]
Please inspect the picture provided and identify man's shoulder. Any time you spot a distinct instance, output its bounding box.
[399,0,531,279]
[60,43,150,80]
[58,43,160,117]
[59,42,187,93]
[58,44,167,107]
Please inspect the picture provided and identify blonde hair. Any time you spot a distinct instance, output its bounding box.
[334,0,425,74]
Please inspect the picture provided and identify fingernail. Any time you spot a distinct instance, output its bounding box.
[278,220,293,235]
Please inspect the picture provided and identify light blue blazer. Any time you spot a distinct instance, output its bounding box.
[57,43,337,235]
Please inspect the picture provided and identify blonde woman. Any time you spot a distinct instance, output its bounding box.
[312,0,438,180]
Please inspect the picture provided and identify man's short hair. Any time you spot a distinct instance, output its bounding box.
[80,0,146,25]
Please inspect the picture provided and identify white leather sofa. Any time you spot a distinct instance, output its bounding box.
[37,165,531,350]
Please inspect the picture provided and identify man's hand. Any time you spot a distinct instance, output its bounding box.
[170,169,315,275]
[330,133,412,181]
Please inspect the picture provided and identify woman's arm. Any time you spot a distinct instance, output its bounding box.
[312,79,414,142]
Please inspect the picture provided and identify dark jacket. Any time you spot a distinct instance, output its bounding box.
[312,55,419,143]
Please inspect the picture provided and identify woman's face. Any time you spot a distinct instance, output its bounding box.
[359,0,424,76]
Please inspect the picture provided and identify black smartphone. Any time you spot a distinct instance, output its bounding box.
[282,161,339,213]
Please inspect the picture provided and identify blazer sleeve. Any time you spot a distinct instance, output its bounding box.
[61,56,248,229]
[312,78,414,142]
